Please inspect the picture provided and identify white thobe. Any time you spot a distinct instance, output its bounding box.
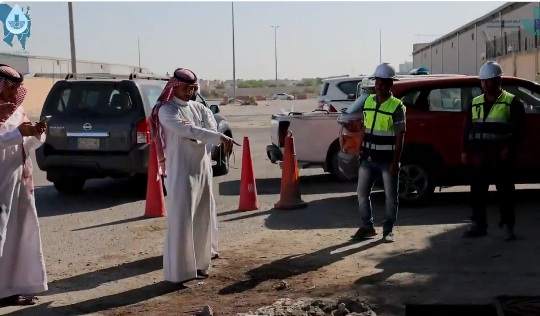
[203,112,220,257]
[158,97,222,283]
[0,107,48,299]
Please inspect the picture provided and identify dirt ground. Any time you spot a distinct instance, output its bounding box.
[3,99,540,316]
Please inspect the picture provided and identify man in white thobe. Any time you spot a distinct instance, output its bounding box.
[0,65,48,306]
[191,91,220,260]
[150,68,235,283]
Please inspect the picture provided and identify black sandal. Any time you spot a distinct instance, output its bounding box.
[0,295,38,306]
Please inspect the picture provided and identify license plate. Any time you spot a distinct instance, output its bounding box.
[77,138,100,150]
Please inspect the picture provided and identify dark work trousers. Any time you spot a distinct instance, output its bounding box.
[469,150,516,231]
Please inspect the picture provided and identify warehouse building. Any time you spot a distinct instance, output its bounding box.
[0,53,152,78]
[412,2,539,79]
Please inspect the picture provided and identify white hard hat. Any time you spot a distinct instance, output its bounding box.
[372,63,396,79]
[478,61,503,80]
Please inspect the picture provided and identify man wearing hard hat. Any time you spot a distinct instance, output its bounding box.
[351,63,406,243]
[461,61,527,241]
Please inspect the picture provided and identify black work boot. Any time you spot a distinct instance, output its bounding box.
[462,223,487,238]
[350,226,377,241]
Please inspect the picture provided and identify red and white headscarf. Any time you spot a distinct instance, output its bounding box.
[0,65,34,195]
[149,68,198,179]
[0,65,27,123]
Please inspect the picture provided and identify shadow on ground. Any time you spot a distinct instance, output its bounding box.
[221,188,540,231]
[1,256,175,316]
[218,174,357,196]
[219,239,384,295]
[35,178,146,217]
[2,282,181,316]
[348,220,540,315]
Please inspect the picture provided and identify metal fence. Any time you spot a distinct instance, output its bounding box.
[486,27,539,59]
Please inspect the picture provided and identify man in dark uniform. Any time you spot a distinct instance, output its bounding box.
[461,61,527,241]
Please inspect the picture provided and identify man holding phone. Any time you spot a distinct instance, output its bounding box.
[0,64,48,306]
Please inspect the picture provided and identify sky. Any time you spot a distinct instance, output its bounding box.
[4,1,505,80]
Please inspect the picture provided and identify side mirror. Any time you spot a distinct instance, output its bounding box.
[210,104,220,114]
[347,93,356,100]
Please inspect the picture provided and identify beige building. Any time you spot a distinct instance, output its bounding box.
[412,2,539,77]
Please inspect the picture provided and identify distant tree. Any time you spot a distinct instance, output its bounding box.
[238,79,268,88]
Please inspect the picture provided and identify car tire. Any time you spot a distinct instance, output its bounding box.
[398,159,436,207]
[212,145,230,177]
[53,177,86,195]
[330,150,355,182]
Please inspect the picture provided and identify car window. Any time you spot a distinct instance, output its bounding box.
[427,87,463,112]
[320,82,329,96]
[503,84,540,113]
[46,83,135,116]
[338,80,361,96]
[195,93,207,105]
[400,90,421,107]
[140,84,166,109]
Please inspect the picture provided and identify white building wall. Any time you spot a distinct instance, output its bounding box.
[412,2,536,76]
[0,54,29,74]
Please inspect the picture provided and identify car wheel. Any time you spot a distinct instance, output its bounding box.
[330,150,355,182]
[53,177,86,195]
[398,162,435,206]
[212,145,230,177]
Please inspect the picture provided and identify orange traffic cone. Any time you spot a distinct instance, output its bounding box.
[238,136,259,211]
[275,131,307,210]
[144,140,166,217]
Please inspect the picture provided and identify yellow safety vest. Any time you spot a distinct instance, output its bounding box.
[362,94,404,158]
[469,90,514,144]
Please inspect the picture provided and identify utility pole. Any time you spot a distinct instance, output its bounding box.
[271,25,279,95]
[379,29,382,63]
[68,2,77,77]
[138,37,141,69]
[232,2,236,102]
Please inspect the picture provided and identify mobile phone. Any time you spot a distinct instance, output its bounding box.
[40,115,52,123]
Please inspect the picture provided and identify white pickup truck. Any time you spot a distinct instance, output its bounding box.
[266,108,347,180]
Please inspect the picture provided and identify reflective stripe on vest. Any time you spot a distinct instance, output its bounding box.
[469,90,514,143]
[363,94,403,153]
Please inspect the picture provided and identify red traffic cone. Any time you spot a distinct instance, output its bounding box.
[144,140,166,217]
[274,131,307,210]
[238,136,259,211]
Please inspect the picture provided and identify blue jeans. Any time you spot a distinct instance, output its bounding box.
[357,159,400,233]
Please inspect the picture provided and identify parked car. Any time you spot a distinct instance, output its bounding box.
[36,73,233,195]
[273,93,295,100]
[317,75,366,111]
[337,75,540,206]
[267,108,346,180]
[265,75,467,181]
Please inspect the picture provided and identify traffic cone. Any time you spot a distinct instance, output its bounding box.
[238,136,259,211]
[144,140,166,217]
[274,131,307,210]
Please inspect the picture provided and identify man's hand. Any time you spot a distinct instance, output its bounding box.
[389,161,400,176]
[35,121,48,135]
[220,134,240,154]
[17,122,39,137]
[461,152,468,165]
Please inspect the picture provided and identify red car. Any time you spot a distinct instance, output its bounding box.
[337,76,540,206]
